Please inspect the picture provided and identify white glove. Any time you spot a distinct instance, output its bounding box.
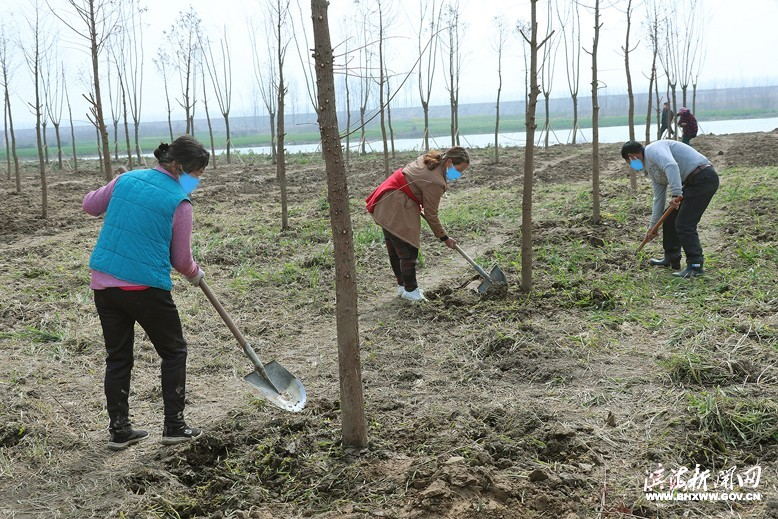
[187,268,204,287]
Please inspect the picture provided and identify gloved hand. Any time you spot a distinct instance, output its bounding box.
[187,268,204,287]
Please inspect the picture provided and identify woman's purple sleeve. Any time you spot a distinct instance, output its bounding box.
[83,178,119,216]
[170,201,200,278]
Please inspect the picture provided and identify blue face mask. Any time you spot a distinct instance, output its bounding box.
[629,158,644,171]
[179,172,200,194]
[446,166,461,182]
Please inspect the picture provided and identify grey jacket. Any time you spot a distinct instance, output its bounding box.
[644,140,711,227]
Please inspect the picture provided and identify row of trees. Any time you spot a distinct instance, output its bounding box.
[0,0,713,450]
[2,0,705,227]
[315,0,708,449]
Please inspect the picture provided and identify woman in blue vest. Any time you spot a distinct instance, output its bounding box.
[83,136,209,450]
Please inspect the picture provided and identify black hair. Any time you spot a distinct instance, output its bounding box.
[154,135,210,172]
[621,140,644,160]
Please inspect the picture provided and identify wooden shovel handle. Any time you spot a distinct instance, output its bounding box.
[636,199,682,253]
[198,279,250,349]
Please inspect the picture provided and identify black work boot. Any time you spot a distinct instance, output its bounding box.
[160,422,203,445]
[108,416,149,451]
[673,264,704,278]
[649,257,682,270]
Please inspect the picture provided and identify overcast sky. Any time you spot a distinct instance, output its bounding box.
[2,0,777,129]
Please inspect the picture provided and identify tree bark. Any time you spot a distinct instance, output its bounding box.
[3,91,9,180]
[494,47,502,163]
[276,0,288,232]
[520,0,546,292]
[590,0,601,224]
[53,123,63,169]
[65,82,77,170]
[42,121,49,164]
[33,43,47,218]
[87,0,112,180]
[203,70,217,167]
[624,0,636,144]
[310,0,368,450]
[4,89,19,192]
[120,78,133,167]
[378,1,389,177]
[645,62,655,145]
[571,94,578,144]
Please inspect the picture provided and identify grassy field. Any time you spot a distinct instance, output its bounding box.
[0,131,776,518]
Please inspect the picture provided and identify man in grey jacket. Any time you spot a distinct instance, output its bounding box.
[621,140,720,278]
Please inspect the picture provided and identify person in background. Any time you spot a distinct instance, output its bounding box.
[83,135,209,450]
[366,147,470,302]
[622,139,718,278]
[678,107,699,146]
[660,102,674,139]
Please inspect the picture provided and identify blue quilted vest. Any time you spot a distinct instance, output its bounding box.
[89,169,189,290]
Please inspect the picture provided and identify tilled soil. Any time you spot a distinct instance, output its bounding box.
[1,132,776,518]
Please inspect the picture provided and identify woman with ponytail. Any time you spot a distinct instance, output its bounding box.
[365,146,470,301]
[82,135,209,450]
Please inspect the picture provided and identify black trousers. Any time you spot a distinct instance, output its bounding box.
[382,228,419,291]
[94,287,188,427]
[663,167,719,266]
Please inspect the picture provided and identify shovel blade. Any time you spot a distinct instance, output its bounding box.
[477,278,493,294]
[244,361,307,412]
[476,265,508,294]
[489,265,508,284]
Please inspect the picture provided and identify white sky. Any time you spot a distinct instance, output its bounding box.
[2,0,777,129]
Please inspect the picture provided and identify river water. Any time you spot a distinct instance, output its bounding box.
[226,116,778,156]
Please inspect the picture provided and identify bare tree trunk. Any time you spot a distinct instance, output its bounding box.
[692,82,697,113]
[204,31,233,164]
[645,64,655,145]
[624,0,636,144]
[344,51,351,169]
[112,118,119,160]
[161,62,174,140]
[202,68,217,167]
[623,0,637,191]
[95,124,102,167]
[3,93,9,180]
[310,0,367,450]
[89,1,112,180]
[543,94,550,148]
[25,7,48,217]
[670,83,678,140]
[422,102,429,150]
[386,73,395,159]
[590,0,601,224]
[377,0,389,177]
[519,0,551,292]
[655,77,661,140]
[493,18,503,163]
[2,99,7,180]
[53,123,63,169]
[269,110,277,164]
[120,78,133,167]
[35,61,47,217]
[42,120,49,164]
[65,83,77,170]
[276,0,289,232]
[3,90,19,191]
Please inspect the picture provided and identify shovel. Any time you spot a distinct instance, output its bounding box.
[636,197,683,253]
[421,213,508,294]
[199,280,307,412]
[453,243,508,294]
